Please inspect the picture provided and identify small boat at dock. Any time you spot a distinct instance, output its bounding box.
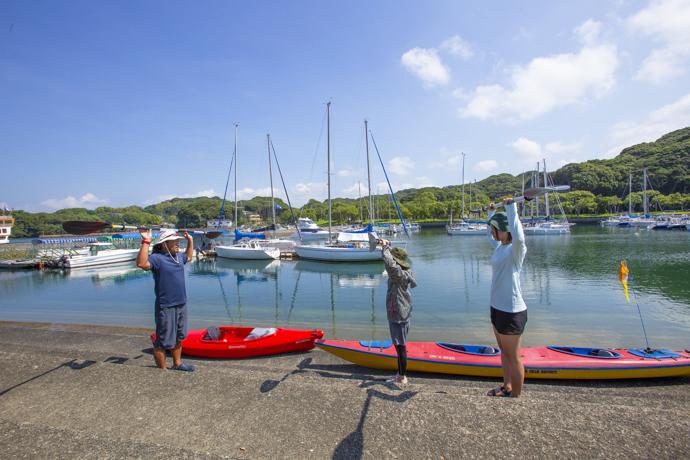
[316,339,690,380]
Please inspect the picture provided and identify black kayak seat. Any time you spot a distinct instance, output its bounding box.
[205,326,222,341]
[437,343,501,356]
[548,346,621,359]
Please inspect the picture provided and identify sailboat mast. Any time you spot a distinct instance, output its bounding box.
[267,133,276,234]
[365,119,374,226]
[534,161,539,217]
[642,168,649,215]
[234,123,239,231]
[521,173,526,217]
[327,102,332,240]
[543,159,549,218]
[628,173,632,215]
[469,179,472,219]
[461,152,466,219]
[358,181,363,223]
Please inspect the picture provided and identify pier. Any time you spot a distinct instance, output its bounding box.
[0,321,687,458]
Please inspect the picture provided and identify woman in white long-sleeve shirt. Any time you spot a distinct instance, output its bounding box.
[486,198,527,397]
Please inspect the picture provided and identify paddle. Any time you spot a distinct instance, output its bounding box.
[486,185,570,210]
[61,221,223,239]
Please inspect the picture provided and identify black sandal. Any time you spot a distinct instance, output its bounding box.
[487,386,511,397]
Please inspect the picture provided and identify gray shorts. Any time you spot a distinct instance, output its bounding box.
[154,304,188,349]
[388,320,410,346]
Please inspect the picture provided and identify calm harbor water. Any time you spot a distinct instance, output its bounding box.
[1,226,689,348]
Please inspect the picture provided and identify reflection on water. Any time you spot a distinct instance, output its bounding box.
[0,227,688,347]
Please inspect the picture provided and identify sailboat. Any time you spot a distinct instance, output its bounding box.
[447,154,486,235]
[216,124,281,260]
[523,159,570,235]
[259,134,298,253]
[295,105,383,262]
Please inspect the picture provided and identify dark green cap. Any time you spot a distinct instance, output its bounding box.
[390,247,411,269]
[488,212,509,232]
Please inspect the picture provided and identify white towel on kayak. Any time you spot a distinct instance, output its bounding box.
[245,327,277,340]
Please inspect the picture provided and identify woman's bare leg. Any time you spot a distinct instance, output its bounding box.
[496,332,524,397]
[493,328,511,391]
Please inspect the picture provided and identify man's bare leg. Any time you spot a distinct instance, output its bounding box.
[153,347,167,369]
[171,341,183,368]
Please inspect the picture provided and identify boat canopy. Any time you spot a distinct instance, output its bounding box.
[112,232,161,239]
[347,224,373,234]
[337,231,374,243]
[234,229,266,240]
[33,236,100,245]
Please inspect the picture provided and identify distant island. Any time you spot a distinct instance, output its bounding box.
[10,127,690,238]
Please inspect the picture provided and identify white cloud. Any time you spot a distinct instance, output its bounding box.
[473,160,499,172]
[336,168,360,177]
[292,182,328,205]
[509,138,585,169]
[429,150,461,170]
[388,156,415,176]
[460,40,618,121]
[401,47,450,87]
[510,137,542,160]
[41,193,108,210]
[440,35,474,60]
[628,0,690,84]
[606,92,690,156]
[574,19,602,46]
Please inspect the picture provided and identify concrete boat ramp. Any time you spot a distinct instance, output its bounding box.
[0,321,687,459]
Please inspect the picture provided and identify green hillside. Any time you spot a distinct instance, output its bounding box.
[10,127,690,237]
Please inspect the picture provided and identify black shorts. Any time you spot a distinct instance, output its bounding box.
[491,307,527,335]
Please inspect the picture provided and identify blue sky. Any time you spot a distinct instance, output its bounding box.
[2,0,690,211]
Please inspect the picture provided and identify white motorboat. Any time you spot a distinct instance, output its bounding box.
[216,239,280,260]
[61,242,140,269]
[447,221,487,235]
[292,218,330,240]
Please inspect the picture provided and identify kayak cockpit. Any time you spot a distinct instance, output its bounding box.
[202,326,277,342]
[548,346,621,359]
[437,343,500,356]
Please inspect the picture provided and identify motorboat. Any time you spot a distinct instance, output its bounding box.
[60,242,140,269]
[292,218,330,240]
[216,239,280,260]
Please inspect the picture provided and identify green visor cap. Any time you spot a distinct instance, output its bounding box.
[390,247,411,269]
[488,212,509,232]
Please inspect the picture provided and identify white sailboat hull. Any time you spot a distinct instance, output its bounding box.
[262,239,297,252]
[446,221,487,235]
[64,249,140,269]
[216,245,280,260]
[295,245,382,262]
[524,223,570,234]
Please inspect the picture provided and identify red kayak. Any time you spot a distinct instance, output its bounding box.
[152,326,324,359]
[316,340,690,379]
